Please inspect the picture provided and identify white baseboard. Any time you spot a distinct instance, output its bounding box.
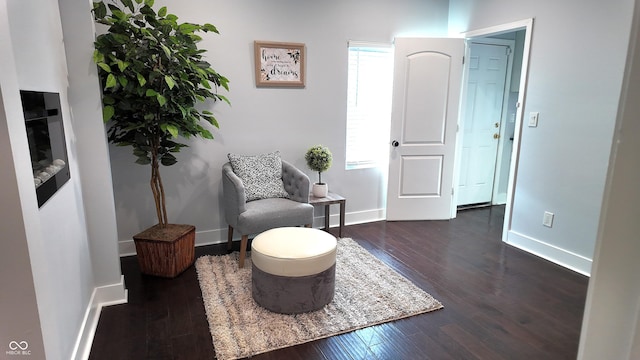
[71,276,128,360]
[493,192,507,205]
[119,227,229,257]
[506,230,592,276]
[118,208,386,256]
[339,208,386,227]
[119,241,137,258]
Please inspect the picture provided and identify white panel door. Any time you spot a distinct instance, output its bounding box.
[386,38,464,220]
[457,43,509,206]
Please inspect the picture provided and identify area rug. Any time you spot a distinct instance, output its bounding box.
[195,238,443,360]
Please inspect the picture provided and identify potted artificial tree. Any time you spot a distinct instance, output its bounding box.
[92,0,229,277]
[305,145,332,198]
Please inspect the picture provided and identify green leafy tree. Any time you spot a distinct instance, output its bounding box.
[305,145,332,184]
[92,0,229,227]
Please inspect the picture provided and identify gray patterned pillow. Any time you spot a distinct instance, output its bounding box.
[228,151,290,202]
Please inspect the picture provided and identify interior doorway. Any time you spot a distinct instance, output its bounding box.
[384,19,534,242]
[455,19,534,243]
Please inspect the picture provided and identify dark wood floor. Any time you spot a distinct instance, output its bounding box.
[89,206,589,359]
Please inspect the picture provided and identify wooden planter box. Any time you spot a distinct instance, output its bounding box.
[133,224,195,278]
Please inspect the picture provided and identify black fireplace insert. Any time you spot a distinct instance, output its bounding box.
[20,90,70,207]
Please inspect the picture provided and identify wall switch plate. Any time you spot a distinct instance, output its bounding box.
[543,211,554,227]
[528,112,539,127]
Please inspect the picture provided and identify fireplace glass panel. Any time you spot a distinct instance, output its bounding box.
[20,91,70,207]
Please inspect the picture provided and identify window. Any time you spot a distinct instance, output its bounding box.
[345,42,394,169]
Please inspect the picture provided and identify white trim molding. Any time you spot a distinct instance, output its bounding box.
[71,276,128,360]
[118,209,386,256]
[507,230,592,276]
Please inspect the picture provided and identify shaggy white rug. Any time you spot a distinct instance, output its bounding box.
[195,238,443,360]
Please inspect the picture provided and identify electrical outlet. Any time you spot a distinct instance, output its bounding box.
[543,211,554,227]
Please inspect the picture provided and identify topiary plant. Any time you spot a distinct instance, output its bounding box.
[92,0,229,228]
[305,145,332,184]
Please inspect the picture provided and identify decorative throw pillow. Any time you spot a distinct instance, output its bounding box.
[228,151,290,202]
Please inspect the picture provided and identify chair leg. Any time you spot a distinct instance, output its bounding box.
[238,235,249,268]
[227,225,234,251]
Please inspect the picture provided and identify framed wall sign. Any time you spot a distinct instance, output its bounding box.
[254,41,306,87]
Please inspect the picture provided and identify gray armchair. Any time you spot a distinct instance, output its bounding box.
[222,160,314,268]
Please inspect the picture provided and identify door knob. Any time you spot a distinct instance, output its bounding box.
[493,133,500,139]
[391,140,399,147]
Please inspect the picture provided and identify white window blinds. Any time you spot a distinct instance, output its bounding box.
[345,42,394,169]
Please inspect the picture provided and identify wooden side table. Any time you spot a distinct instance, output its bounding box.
[309,192,346,237]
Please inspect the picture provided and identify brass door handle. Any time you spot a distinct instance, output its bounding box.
[493,133,500,139]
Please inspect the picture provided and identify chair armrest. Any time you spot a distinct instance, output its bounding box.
[222,162,246,226]
[282,160,310,203]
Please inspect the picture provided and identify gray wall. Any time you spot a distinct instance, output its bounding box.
[110,0,636,276]
[449,0,634,274]
[111,0,451,254]
[1,0,638,357]
[111,0,635,276]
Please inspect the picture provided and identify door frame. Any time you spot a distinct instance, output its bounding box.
[453,18,534,243]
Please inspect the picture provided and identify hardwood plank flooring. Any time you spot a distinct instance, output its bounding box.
[89,206,589,359]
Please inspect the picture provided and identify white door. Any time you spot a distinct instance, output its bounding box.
[386,38,465,220]
[457,42,510,206]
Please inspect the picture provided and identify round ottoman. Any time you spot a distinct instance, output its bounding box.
[251,227,337,314]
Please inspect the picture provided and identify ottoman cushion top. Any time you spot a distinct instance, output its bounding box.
[251,227,337,277]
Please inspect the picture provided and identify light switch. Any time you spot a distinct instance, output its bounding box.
[529,112,539,127]
[528,112,539,127]
[543,211,554,227]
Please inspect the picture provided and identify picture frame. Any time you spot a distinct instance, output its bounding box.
[254,41,306,87]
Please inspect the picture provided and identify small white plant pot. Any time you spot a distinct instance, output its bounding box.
[312,183,328,198]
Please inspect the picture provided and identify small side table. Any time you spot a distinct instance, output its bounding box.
[309,192,346,237]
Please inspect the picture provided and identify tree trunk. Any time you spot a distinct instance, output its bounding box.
[150,136,168,227]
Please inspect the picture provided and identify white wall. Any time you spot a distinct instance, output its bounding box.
[6,0,94,357]
[0,1,46,356]
[58,0,124,288]
[579,0,640,357]
[449,0,635,274]
[0,0,126,358]
[111,0,451,254]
